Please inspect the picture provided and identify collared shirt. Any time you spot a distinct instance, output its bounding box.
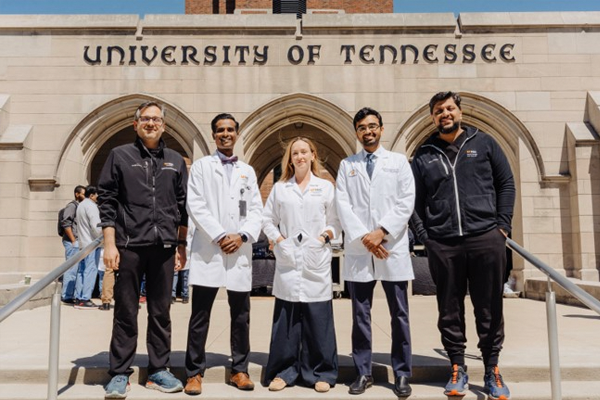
[216,150,237,182]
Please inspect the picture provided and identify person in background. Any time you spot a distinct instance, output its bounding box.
[74,185,102,309]
[172,220,192,304]
[262,137,341,393]
[411,91,515,400]
[336,107,415,398]
[60,185,86,304]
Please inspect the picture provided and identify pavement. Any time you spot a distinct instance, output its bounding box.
[1,287,599,399]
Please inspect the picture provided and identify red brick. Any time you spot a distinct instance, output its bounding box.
[185,0,392,14]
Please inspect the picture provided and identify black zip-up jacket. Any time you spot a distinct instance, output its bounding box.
[97,137,188,248]
[411,126,515,241]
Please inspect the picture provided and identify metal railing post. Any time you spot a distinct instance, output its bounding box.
[545,279,562,400]
[47,281,61,400]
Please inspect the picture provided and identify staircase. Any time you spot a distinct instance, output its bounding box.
[1,292,599,399]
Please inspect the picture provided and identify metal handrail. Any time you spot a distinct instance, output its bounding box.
[506,237,600,400]
[506,238,600,315]
[0,236,103,323]
[0,236,103,400]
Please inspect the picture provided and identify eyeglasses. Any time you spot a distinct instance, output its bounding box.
[356,123,380,134]
[138,116,164,126]
[215,127,236,134]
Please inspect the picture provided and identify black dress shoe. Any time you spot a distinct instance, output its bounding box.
[393,376,412,397]
[348,375,373,395]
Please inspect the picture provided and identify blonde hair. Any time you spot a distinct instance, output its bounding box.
[279,137,323,182]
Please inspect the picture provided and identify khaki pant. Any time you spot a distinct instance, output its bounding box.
[101,268,115,304]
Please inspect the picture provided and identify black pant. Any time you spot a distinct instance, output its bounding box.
[426,228,506,367]
[264,299,338,387]
[185,285,251,377]
[109,246,175,376]
[346,280,412,378]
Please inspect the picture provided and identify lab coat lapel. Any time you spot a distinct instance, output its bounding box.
[353,157,370,182]
[230,162,242,189]
[370,150,387,181]
[210,153,225,181]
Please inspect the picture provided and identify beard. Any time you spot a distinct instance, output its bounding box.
[437,121,460,135]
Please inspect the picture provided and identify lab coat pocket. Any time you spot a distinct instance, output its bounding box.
[304,238,332,271]
[273,237,296,268]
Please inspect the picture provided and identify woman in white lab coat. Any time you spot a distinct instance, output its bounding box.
[262,137,341,393]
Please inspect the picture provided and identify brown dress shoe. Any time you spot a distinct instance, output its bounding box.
[184,374,202,395]
[229,372,255,390]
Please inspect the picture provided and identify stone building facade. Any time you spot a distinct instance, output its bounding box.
[0,12,599,293]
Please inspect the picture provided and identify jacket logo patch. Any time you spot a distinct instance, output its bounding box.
[466,150,478,158]
[163,162,174,167]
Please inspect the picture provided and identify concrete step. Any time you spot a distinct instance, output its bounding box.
[1,362,597,386]
[2,381,600,400]
[2,295,599,399]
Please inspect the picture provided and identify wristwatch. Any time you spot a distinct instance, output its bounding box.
[240,233,248,243]
[320,233,330,244]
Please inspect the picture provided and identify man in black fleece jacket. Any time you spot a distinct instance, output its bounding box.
[411,92,515,400]
[98,101,188,399]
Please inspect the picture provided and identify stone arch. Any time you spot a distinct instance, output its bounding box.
[393,91,544,180]
[391,92,546,290]
[240,93,355,185]
[55,93,209,183]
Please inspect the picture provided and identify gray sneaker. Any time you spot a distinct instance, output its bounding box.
[105,374,130,399]
[146,370,183,393]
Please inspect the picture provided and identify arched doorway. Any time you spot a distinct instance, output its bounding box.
[240,93,355,200]
[55,93,208,187]
[393,92,543,292]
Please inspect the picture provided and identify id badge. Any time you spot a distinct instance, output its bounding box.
[239,200,247,217]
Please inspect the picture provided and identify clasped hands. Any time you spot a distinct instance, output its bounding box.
[219,233,243,255]
[362,228,389,260]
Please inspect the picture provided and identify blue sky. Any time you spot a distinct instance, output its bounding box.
[0,0,598,15]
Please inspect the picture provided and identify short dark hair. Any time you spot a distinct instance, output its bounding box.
[429,91,461,114]
[74,185,86,195]
[353,107,383,130]
[134,101,166,121]
[84,185,97,198]
[211,113,239,133]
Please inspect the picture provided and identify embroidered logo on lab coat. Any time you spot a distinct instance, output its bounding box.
[348,169,357,177]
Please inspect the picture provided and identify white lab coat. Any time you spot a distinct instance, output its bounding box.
[263,174,341,302]
[335,146,415,282]
[187,153,263,292]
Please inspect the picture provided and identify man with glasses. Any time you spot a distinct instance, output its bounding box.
[336,107,415,397]
[98,101,188,399]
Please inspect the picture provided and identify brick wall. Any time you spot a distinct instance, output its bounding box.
[185,0,393,14]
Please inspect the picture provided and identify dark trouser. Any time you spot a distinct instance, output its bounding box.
[264,298,338,387]
[346,280,412,378]
[109,246,176,376]
[185,285,251,377]
[426,228,506,367]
